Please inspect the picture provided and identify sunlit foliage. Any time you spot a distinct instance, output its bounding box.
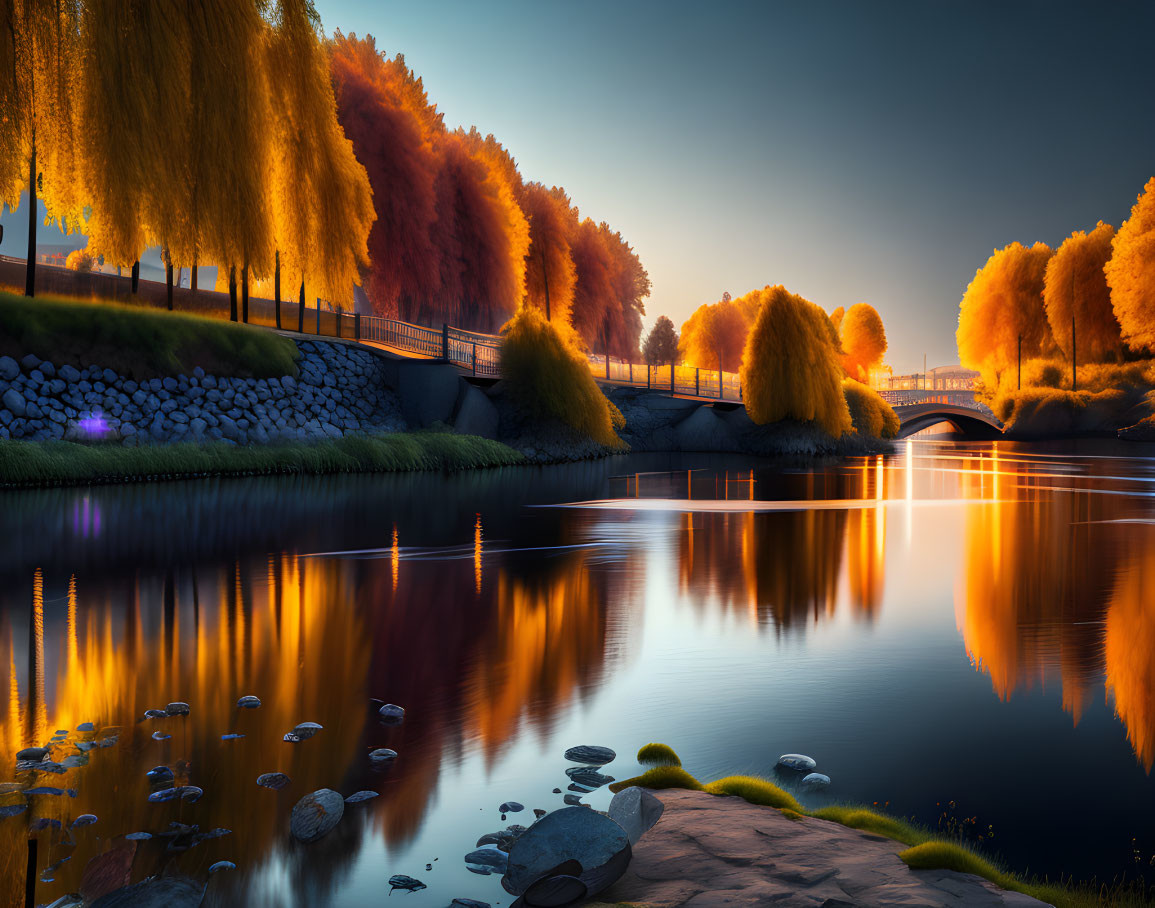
[839,302,887,381]
[1043,222,1121,362]
[500,306,623,447]
[678,295,750,373]
[740,285,851,437]
[267,0,373,309]
[829,305,844,335]
[843,378,899,438]
[64,248,92,272]
[957,242,1054,385]
[642,314,679,366]
[570,219,650,359]
[637,741,682,767]
[520,181,578,324]
[1105,544,1155,773]
[1105,178,1155,354]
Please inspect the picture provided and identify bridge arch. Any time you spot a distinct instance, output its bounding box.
[894,403,1002,438]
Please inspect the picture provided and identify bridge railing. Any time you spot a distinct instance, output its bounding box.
[589,357,742,401]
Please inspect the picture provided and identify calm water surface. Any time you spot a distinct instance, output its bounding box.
[2,441,1155,906]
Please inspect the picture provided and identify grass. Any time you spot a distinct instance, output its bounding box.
[0,432,525,488]
[636,742,682,767]
[0,289,299,379]
[609,743,1153,907]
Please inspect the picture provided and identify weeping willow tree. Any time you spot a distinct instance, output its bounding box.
[0,0,84,296]
[187,0,275,321]
[82,0,192,306]
[266,0,373,330]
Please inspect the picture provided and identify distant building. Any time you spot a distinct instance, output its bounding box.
[870,364,978,392]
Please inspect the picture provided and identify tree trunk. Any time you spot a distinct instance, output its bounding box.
[24,142,35,298]
[228,265,237,321]
[241,262,249,323]
[191,262,197,292]
[539,246,551,321]
[166,255,173,311]
[131,260,139,294]
[297,280,305,333]
[274,250,281,329]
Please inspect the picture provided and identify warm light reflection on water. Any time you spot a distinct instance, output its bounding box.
[1,443,1154,903]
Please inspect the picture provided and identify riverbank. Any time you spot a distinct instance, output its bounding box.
[0,431,525,488]
[598,788,1050,907]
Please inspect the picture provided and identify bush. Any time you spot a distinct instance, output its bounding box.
[810,806,927,846]
[500,306,624,447]
[607,766,703,794]
[701,776,802,813]
[842,379,899,438]
[636,742,682,767]
[999,387,1139,438]
[739,285,851,438]
[65,249,95,272]
[0,290,298,379]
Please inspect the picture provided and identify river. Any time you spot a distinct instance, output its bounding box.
[1,440,1153,905]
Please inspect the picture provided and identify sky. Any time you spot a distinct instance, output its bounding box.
[4,1,1152,372]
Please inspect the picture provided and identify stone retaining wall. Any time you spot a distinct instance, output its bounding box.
[0,340,404,445]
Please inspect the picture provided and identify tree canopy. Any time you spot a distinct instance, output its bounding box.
[1043,222,1121,363]
[643,315,678,365]
[740,285,851,437]
[839,302,887,381]
[957,241,1054,381]
[678,296,750,373]
[1105,178,1155,354]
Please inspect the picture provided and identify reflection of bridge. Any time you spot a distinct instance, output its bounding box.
[893,402,1002,438]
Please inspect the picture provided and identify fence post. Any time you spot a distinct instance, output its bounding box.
[315,302,320,336]
[355,312,361,341]
[629,362,633,383]
[605,353,610,380]
[670,364,675,393]
[647,365,651,389]
[472,342,477,375]
[442,323,449,360]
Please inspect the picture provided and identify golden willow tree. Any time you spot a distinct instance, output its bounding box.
[0,0,84,296]
[1105,178,1155,355]
[839,302,887,381]
[267,0,373,329]
[678,296,750,375]
[956,241,1054,385]
[740,285,851,437]
[1043,222,1122,363]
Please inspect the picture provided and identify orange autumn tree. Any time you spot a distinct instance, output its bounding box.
[957,241,1054,385]
[839,302,887,381]
[678,296,750,376]
[329,34,441,320]
[1043,222,1121,363]
[570,219,650,359]
[1105,177,1155,354]
[740,285,851,437]
[520,182,578,325]
[829,306,845,334]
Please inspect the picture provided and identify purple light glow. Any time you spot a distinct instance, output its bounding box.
[76,411,110,438]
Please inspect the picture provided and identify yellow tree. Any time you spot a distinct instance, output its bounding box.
[740,285,851,437]
[840,302,887,381]
[0,0,84,296]
[956,241,1054,385]
[267,0,374,329]
[829,306,845,334]
[1044,222,1121,363]
[678,296,749,378]
[1105,178,1155,354]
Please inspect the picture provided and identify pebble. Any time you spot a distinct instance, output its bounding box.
[388,875,427,893]
[147,766,174,785]
[208,861,236,874]
[801,772,831,791]
[290,789,344,843]
[563,745,616,766]
[165,702,190,717]
[377,703,405,725]
[344,790,379,804]
[72,814,98,827]
[777,754,818,773]
[237,695,261,709]
[257,772,292,791]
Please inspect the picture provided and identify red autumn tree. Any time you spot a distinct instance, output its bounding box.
[520,182,579,325]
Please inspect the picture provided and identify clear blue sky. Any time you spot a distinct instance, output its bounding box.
[5,1,1151,372]
[314,0,1155,372]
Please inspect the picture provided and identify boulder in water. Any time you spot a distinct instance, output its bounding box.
[344,790,379,804]
[377,703,405,725]
[290,789,344,843]
[257,772,291,791]
[465,845,509,874]
[563,745,616,766]
[16,747,49,762]
[165,702,190,717]
[502,806,631,899]
[208,861,235,874]
[776,754,817,773]
[387,875,426,893]
[291,722,322,740]
[146,766,174,786]
[236,695,261,709]
[801,772,831,791]
[89,876,204,907]
[522,873,588,907]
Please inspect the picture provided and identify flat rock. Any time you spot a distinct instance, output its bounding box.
[89,877,204,907]
[599,789,1051,907]
[503,805,631,898]
[522,873,587,907]
[563,745,616,766]
[777,753,817,772]
[290,789,344,843]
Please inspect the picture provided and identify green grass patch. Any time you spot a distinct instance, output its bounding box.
[0,432,525,488]
[779,808,805,821]
[636,742,682,767]
[0,289,299,379]
[701,775,803,813]
[608,766,704,794]
[810,806,929,847]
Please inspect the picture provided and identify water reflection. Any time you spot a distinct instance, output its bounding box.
[1,445,1154,903]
